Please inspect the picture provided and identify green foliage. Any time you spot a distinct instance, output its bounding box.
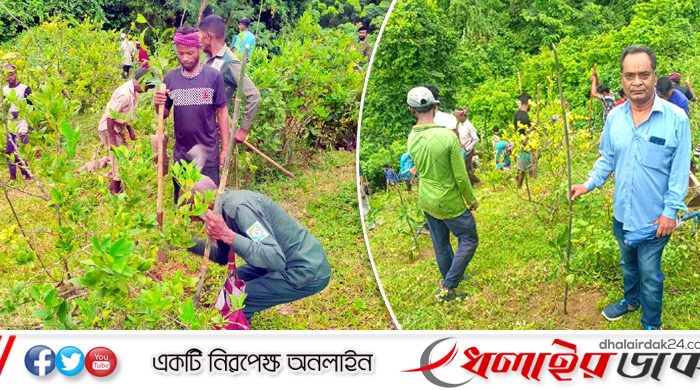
[0,0,108,41]
[360,0,459,184]
[30,284,72,329]
[2,18,122,112]
[247,10,365,170]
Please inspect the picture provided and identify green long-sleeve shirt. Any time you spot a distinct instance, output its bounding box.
[407,124,476,220]
[204,46,260,130]
[218,190,331,288]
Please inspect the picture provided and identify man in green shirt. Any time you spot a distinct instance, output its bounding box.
[406,86,479,301]
[188,176,331,323]
[198,14,260,143]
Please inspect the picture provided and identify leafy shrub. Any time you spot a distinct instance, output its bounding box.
[2,17,122,112]
[247,10,365,170]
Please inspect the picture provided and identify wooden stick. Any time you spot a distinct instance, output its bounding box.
[255,0,265,39]
[156,83,167,264]
[518,71,522,94]
[242,140,295,179]
[588,96,592,133]
[234,144,240,189]
[588,64,597,134]
[193,45,249,308]
[196,0,210,26]
[536,84,541,126]
[552,43,574,315]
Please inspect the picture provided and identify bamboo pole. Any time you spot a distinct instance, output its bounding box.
[553,44,574,315]
[193,45,249,308]
[156,83,167,264]
[588,64,597,134]
[536,84,541,126]
[196,0,210,26]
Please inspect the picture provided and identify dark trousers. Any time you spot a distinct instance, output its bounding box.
[188,240,330,323]
[5,132,30,180]
[236,265,329,322]
[121,64,132,79]
[425,209,479,289]
[465,150,480,185]
[173,164,220,204]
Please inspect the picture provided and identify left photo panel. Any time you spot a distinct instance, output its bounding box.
[0,1,393,330]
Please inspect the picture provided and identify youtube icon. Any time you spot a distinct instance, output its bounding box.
[85,347,117,377]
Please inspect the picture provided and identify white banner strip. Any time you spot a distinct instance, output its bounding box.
[0,331,699,389]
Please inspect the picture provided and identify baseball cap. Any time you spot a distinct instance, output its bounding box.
[407,86,438,109]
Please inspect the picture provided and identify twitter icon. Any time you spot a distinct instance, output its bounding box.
[56,347,84,376]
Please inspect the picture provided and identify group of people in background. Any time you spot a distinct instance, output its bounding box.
[2,63,32,181]
[380,45,695,331]
[120,33,149,79]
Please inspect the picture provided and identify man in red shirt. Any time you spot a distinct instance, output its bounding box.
[136,41,149,68]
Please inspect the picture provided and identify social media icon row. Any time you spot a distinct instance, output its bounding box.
[24,345,117,377]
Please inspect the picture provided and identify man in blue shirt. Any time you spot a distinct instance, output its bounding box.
[656,76,689,116]
[570,46,691,330]
[399,152,416,191]
[383,163,397,187]
[231,17,255,62]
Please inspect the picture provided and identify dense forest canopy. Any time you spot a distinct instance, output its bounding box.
[2,0,388,43]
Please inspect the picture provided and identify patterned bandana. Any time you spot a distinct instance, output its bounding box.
[173,32,201,48]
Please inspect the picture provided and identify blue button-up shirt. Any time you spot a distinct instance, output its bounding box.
[584,94,691,231]
[668,89,689,115]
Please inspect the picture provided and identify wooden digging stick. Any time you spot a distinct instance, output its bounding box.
[192,45,249,308]
[242,140,295,179]
[156,83,167,264]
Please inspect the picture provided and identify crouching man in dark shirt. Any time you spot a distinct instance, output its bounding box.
[188,176,331,323]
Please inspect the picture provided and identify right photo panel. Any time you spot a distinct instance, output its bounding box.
[360,0,700,330]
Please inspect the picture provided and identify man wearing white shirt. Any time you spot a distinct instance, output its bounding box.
[434,110,457,131]
[456,108,480,185]
[119,33,136,79]
[424,84,458,131]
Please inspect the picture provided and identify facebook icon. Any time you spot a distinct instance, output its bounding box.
[25,345,56,376]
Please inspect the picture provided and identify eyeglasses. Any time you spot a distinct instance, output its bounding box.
[623,72,654,81]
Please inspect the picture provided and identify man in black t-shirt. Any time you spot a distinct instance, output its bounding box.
[514,92,534,188]
[153,25,231,203]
